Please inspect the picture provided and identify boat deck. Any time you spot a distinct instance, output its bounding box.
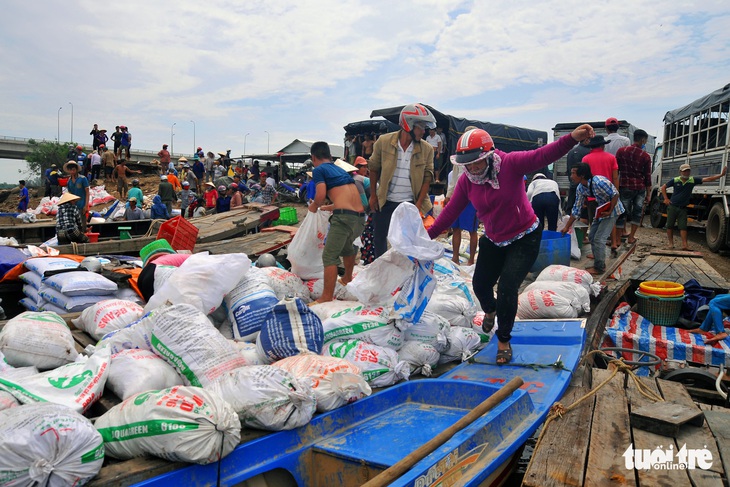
[629,249,730,291]
[523,368,729,487]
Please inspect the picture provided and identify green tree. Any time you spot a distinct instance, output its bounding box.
[25,139,69,179]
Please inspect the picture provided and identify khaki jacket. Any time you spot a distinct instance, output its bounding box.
[368,131,434,214]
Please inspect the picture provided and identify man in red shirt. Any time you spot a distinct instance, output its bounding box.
[582,135,620,255]
[158,144,171,166]
[616,129,651,244]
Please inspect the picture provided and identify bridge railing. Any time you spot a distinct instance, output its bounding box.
[0,135,192,157]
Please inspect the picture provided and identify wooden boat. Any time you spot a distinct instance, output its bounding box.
[86,317,586,486]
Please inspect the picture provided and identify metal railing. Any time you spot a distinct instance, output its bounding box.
[0,135,192,157]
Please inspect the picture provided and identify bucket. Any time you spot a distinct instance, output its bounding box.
[573,223,588,248]
[85,232,100,243]
[58,177,69,187]
[530,230,571,274]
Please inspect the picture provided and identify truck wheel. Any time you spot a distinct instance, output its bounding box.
[650,196,666,229]
[706,202,728,252]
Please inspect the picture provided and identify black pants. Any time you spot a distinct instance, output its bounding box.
[531,192,561,231]
[90,165,101,182]
[372,200,410,258]
[472,227,543,344]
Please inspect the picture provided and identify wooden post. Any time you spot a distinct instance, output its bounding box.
[361,376,524,487]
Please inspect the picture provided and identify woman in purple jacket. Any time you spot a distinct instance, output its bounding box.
[427,124,594,364]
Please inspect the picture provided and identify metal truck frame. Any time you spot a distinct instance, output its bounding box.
[649,83,730,252]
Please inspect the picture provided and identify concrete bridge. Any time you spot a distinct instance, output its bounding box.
[0,135,193,164]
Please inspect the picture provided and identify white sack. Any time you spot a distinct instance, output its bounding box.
[439,327,481,364]
[95,386,240,464]
[524,281,590,314]
[43,271,118,297]
[39,287,99,313]
[259,267,311,302]
[387,202,444,261]
[535,264,601,296]
[273,353,371,413]
[0,391,19,411]
[97,312,155,355]
[322,305,403,350]
[345,249,414,305]
[517,289,578,319]
[224,267,279,341]
[230,341,265,365]
[0,404,104,486]
[145,252,251,314]
[426,294,477,329]
[207,365,316,431]
[323,339,410,387]
[18,271,42,290]
[400,310,451,353]
[0,311,78,369]
[306,278,358,302]
[288,209,331,280]
[107,349,184,400]
[23,257,79,276]
[398,341,441,377]
[307,300,361,321]
[73,299,145,340]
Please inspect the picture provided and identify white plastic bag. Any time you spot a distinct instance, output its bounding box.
[557,216,582,260]
[95,385,240,464]
[398,341,440,377]
[73,299,145,340]
[145,252,251,314]
[288,209,331,280]
[207,365,316,431]
[151,304,248,388]
[323,339,410,387]
[321,305,403,350]
[107,349,184,400]
[0,311,78,370]
[524,281,590,314]
[535,264,601,296]
[39,287,100,313]
[230,341,265,365]
[0,348,111,414]
[273,353,371,412]
[345,249,414,305]
[23,257,79,276]
[387,202,444,261]
[306,278,358,301]
[0,403,104,486]
[517,289,579,319]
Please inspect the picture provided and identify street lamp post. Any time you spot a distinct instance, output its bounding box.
[57,106,62,142]
[171,122,176,156]
[68,102,73,143]
[190,120,196,155]
[244,132,250,156]
[264,130,270,153]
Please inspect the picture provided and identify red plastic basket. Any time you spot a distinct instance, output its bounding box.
[156,216,199,252]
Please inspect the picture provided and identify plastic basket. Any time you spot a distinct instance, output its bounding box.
[156,216,199,252]
[639,280,684,297]
[58,177,69,187]
[634,290,685,326]
[273,207,298,226]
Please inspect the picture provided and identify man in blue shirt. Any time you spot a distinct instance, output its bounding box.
[63,160,90,233]
[561,163,624,275]
[17,180,29,212]
[308,141,366,304]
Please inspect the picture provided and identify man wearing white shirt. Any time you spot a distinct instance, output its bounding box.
[527,173,562,231]
[426,128,442,181]
[604,117,630,155]
[89,150,103,182]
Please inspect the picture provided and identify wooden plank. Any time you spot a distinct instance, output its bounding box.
[582,278,632,361]
[705,410,730,480]
[626,377,691,486]
[642,257,677,282]
[52,237,156,257]
[194,231,293,257]
[684,257,730,290]
[192,206,278,243]
[657,379,725,485]
[650,249,705,258]
[584,368,636,487]
[523,386,595,487]
[630,402,704,437]
[630,254,668,281]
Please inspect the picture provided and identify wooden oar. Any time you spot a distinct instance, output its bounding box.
[361,376,524,487]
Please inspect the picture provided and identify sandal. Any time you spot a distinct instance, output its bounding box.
[481,313,495,334]
[496,343,512,365]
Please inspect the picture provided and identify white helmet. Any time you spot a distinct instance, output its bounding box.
[80,257,102,273]
[255,253,277,268]
[399,103,437,133]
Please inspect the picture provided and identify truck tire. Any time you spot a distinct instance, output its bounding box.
[706,202,728,252]
[650,196,666,229]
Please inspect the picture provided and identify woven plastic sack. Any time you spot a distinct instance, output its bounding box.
[18,271,42,290]
[22,284,42,306]
[23,257,79,276]
[323,339,410,387]
[400,310,450,353]
[322,305,403,350]
[0,311,78,370]
[345,248,414,305]
[0,348,110,414]
[73,299,146,340]
[273,352,371,412]
[288,209,331,280]
[306,278,358,302]
[398,341,440,377]
[392,258,437,324]
[0,391,19,411]
[0,403,104,486]
[439,327,481,364]
[39,287,99,313]
[259,267,311,302]
[523,281,590,314]
[517,289,578,319]
[151,304,248,388]
[43,271,118,297]
[230,341,265,365]
[224,267,279,341]
[387,202,444,261]
[426,294,477,329]
[107,349,184,400]
[535,264,601,296]
[145,252,251,315]
[207,365,316,431]
[255,298,324,364]
[95,386,240,464]
[96,312,155,355]
[308,300,361,321]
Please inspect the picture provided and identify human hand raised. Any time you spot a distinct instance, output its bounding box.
[571,124,595,142]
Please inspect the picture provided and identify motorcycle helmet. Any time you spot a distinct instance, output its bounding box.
[399,103,437,134]
[79,257,102,273]
[255,253,277,268]
[452,128,494,165]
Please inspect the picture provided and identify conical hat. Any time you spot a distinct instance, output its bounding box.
[58,192,80,206]
[334,159,358,173]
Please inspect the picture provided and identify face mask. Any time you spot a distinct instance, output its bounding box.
[465,164,490,185]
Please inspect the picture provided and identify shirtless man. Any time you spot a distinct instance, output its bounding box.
[308,141,366,304]
[112,159,141,200]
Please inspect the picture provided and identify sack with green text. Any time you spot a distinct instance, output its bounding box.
[95,385,240,464]
[0,403,104,486]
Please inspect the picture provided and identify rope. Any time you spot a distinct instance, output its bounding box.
[469,356,571,372]
[143,219,167,238]
[531,350,664,455]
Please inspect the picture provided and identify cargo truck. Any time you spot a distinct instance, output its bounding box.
[649,83,730,252]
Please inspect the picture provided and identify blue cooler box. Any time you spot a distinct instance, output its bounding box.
[530,230,571,273]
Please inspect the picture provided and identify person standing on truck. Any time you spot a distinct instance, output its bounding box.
[565,138,591,223]
[582,135,620,256]
[368,103,436,258]
[604,117,630,155]
[615,129,652,244]
[661,164,727,251]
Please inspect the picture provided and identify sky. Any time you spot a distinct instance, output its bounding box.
[1,0,729,183]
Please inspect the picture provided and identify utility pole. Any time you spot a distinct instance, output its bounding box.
[68,101,74,143]
[171,122,176,156]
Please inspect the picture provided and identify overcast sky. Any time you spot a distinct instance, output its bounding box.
[1,0,729,176]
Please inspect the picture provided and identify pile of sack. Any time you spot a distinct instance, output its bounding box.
[19,257,118,314]
[517,265,600,319]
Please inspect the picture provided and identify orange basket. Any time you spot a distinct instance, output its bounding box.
[58,177,69,187]
[156,216,198,252]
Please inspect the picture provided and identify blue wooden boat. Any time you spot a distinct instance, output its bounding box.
[126,318,586,486]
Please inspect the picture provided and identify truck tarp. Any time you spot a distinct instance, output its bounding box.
[369,104,547,155]
[664,82,730,124]
[344,119,399,136]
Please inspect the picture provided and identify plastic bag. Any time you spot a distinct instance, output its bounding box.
[392,257,437,324]
[323,339,410,387]
[96,386,240,464]
[39,287,100,313]
[107,349,184,400]
[255,297,324,363]
[557,216,581,260]
[0,311,78,370]
[44,271,118,297]
[426,294,477,329]
[400,310,451,353]
[0,403,104,486]
[288,209,331,280]
[321,305,403,350]
[145,252,251,315]
[207,365,316,431]
[387,202,444,261]
[273,353,371,412]
[23,257,79,276]
[345,249,414,305]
